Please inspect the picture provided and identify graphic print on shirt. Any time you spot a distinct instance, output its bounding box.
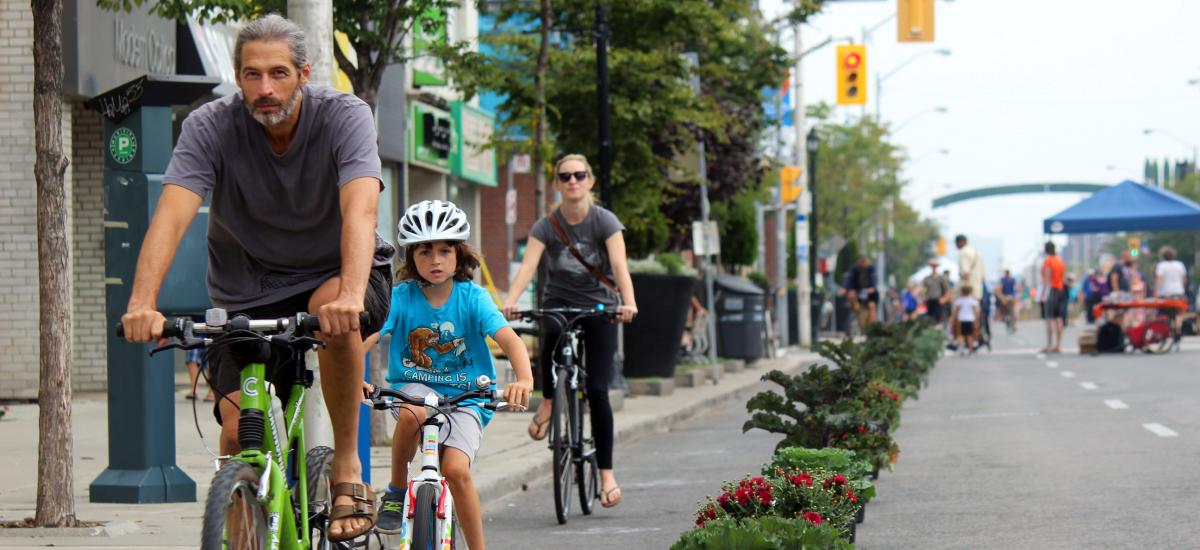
[401,322,471,387]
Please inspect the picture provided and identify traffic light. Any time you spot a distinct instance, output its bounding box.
[1128,237,1141,257]
[897,0,935,42]
[780,166,802,203]
[935,236,947,256]
[836,45,867,106]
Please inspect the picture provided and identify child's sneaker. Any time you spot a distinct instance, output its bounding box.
[375,489,406,535]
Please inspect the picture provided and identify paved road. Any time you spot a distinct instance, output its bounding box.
[483,394,779,549]
[856,321,1200,549]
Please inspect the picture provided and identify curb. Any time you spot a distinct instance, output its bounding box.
[475,357,811,506]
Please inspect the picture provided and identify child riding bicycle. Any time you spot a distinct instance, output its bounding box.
[373,200,534,550]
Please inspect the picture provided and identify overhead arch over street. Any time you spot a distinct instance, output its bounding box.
[931,182,1110,209]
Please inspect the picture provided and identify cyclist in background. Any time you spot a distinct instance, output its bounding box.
[996,269,1018,331]
[502,154,638,509]
[373,200,533,549]
[839,255,879,324]
[119,14,391,541]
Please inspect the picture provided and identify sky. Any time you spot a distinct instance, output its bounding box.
[759,0,1200,277]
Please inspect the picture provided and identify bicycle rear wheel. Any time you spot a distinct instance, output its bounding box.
[551,369,573,524]
[303,446,351,550]
[201,461,267,550]
[573,389,599,515]
[411,483,439,550]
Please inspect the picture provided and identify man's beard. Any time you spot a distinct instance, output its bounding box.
[244,86,302,127]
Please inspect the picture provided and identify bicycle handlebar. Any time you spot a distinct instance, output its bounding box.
[513,306,619,322]
[115,312,369,339]
[365,384,506,412]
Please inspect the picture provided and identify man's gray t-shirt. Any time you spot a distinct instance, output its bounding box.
[530,206,624,307]
[165,85,394,310]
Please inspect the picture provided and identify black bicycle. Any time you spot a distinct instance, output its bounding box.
[515,306,618,525]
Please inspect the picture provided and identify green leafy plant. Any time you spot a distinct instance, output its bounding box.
[672,516,851,550]
[765,447,875,500]
[690,471,860,540]
[656,252,699,277]
[627,257,669,275]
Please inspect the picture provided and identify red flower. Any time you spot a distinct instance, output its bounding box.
[833,474,848,485]
[716,493,731,508]
[735,488,752,506]
[803,511,823,525]
[857,425,868,433]
[706,508,718,520]
[695,516,705,527]
[790,473,814,487]
[757,486,773,506]
[848,490,859,503]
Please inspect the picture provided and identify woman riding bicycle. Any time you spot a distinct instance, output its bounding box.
[502,154,638,509]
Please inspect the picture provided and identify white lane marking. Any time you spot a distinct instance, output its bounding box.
[950,411,1040,420]
[1079,382,1098,390]
[1143,423,1179,437]
[1060,371,1076,378]
[1035,353,1047,360]
[1046,361,1059,368]
[1105,399,1129,410]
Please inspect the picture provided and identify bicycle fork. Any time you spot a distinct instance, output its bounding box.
[398,394,455,550]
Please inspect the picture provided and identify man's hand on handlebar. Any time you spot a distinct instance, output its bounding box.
[616,304,638,324]
[501,303,520,321]
[318,294,365,337]
[122,305,167,344]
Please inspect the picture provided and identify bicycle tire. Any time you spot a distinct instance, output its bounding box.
[411,483,439,550]
[551,369,573,524]
[302,446,339,549]
[201,461,268,550]
[574,388,598,515]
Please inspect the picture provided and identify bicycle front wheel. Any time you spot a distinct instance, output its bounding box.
[411,483,439,550]
[201,461,267,550]
[551,369,573,524]
[573,387,599,515]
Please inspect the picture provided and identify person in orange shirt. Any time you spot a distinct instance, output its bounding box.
[1041,242,1067,353]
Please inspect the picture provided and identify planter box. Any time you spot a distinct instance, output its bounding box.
[627,377,675,396]
[622,273,696,379]
[673,368,707,388]
[722,359,746,374]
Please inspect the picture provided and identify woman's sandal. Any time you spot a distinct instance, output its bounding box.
[527,413,551,441]
[600,485,622,508]
[328,482,376,542]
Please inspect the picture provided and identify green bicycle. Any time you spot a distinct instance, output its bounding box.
[119,308,366,550]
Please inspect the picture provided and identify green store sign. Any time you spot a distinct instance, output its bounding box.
[410,102,452,173]
[109,127,137,164]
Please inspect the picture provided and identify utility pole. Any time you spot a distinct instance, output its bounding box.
[289,0,335,451]
[685,52,720,380]
[595,0,613,207]
[793,4,812,347]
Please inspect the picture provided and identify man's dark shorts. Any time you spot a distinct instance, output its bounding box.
[207,266,392,423]
[1043,288,1066,321]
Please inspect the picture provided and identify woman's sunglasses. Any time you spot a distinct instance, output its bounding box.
[557,171,589,183]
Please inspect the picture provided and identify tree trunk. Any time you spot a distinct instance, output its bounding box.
[533,0,552,219]
[32,0,76,528]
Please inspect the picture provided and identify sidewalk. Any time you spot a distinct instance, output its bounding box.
[0,349,817,548]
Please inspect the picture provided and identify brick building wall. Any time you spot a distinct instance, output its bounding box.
[478,163,540,293]
[70,104,106,392]
[0,0,36,399]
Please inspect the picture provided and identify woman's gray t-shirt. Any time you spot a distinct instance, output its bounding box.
[164,85,394,310]
[529,206,625,307]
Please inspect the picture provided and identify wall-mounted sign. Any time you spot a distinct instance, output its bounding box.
[64,1,178,98]
[109,127,138,164]
[410,102,452,173]
[451,101,497,186]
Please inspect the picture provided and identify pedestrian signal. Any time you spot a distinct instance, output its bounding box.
[935,236,946,256]
[897,0,935,42]
[836,45,867,106]
[1128,238,1140,257]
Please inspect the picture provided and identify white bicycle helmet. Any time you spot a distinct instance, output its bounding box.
[397,200,471,246]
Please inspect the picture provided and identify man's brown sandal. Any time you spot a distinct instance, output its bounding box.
[328,482,376,542]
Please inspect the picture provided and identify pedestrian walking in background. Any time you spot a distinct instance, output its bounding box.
[902,284,919,321]
[922,259,951,324]
[956,235,985,301]
[1155,246,1187,334]
[1129,259,1147,327]
[1083,270,1108,324]
[951,285,981,355]
[1041,242,1066,354]
[185,348,214,401]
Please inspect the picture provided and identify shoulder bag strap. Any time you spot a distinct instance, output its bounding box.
[548,210,619,294]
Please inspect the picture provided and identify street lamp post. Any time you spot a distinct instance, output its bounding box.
[876,49,951,120]
[806,128,820,343]
[893,106,948,134]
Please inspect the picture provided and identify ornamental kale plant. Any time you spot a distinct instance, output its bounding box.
[692,470,860,540]
[671,516,852,550]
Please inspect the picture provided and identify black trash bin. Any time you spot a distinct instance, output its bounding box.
[714,275,766,359]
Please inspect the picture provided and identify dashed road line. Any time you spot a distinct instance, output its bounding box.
[1143,423,1179,438]
[1104,399,1129,410]
[1079,382,1098,390]
[1060,371,1076,378]
[1046,361,1059,368]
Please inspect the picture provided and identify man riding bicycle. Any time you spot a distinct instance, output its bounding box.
[119,15,391,541]
[996,269,1018,329]
[839,255,879,325]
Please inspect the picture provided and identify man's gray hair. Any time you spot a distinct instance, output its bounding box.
[234,14,308,72]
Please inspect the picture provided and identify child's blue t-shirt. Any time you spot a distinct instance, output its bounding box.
[380,280,509,427]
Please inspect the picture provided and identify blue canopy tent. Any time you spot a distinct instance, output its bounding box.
[1043,180,1200,234]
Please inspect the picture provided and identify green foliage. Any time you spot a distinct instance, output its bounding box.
[657,252,697,277]
[747,271,771,293]
[712,191,761,270]
[456,0,788,256]
[672,516,851,550]
[628,257,668,275]
[689,471,859,542]
[765,447,875,500]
